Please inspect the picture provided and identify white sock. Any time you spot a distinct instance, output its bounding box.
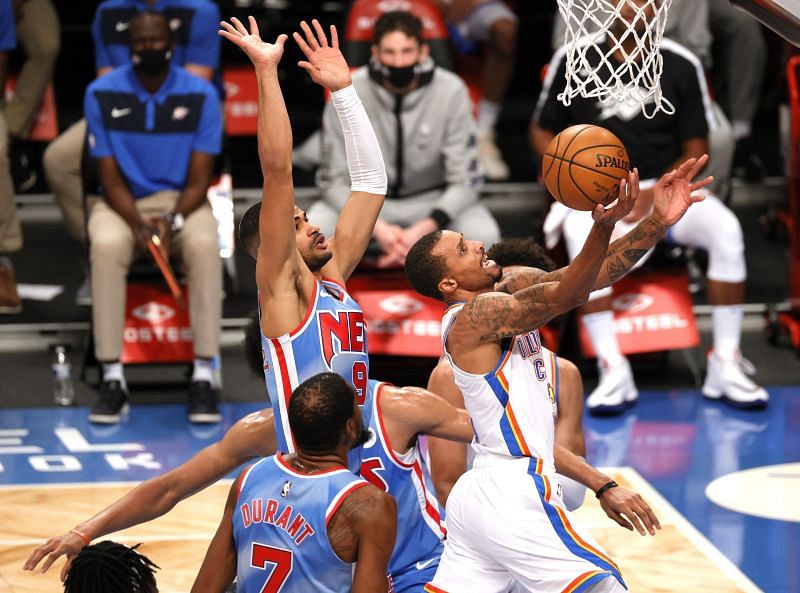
[192,358,215,384]
[477,99,501,136]
[712,304,743,360]
[732,121,751,141]
[581,310,623,367]
[102,362,126,388]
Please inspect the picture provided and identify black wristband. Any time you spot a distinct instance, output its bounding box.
[429,208,451,229]
[595,480,618,499]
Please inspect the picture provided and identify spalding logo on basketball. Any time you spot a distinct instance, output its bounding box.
[542,124,631,211]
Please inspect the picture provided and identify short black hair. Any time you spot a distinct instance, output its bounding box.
[238,202,260,252]
[129,9,172,42]
[289,373,356,453]
[374,11,424,45]
[405,231,447,301]
[64,541,159,593]
[487,237,556,272]
[243,309,264,376]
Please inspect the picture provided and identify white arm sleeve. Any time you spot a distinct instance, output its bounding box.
[330,84,387,195]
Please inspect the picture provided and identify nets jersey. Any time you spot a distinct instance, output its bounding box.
[233,455,369,593]
[261,278,369,453]
[442,304,560,472]
[359,383,446,578]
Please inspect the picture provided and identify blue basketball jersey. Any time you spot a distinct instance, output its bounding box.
[260,278,370,453]
[359,383,446,578]
[233,455,369,593]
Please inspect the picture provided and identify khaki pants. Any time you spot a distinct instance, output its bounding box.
[0,112,22,253]
[43,119,86,242]
[4,0,60,137]
[89,191,223,361]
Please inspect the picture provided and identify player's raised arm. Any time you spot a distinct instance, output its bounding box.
[452,176,636,345]
[219,18,303,304]
[294,20,387,281]
[23,410,277,580]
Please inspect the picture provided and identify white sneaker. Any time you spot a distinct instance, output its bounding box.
[478,131,510,181]
[701,351,769,409]
[586,357,638,415]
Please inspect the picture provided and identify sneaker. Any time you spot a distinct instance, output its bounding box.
[586,357,639,416]
[89,380,130,424]
[702,351,768,409]
[478,131,510,181]
[188,380,222,423]
[0,263,22,314]
[10,150,38,193]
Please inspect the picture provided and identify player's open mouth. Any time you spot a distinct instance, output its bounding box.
[482,254,492,268]
[314,235,327,249]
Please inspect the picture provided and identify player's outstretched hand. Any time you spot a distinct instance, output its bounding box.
[23,531,85,581]
[591,168,640,229]
[293,20,352,92]
[219,16,286,70]
[652,154,712,228]
[598,486,661,536]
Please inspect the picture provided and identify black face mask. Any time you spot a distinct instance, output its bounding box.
[131,47,172,75]
[385,63,417,88]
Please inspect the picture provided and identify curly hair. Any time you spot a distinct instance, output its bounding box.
[486,237,556,272]
[64,541,159,593]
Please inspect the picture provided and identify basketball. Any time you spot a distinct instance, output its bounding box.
[541,124,630,211]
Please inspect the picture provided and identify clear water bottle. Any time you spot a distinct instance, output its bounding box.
[52,346,75,406]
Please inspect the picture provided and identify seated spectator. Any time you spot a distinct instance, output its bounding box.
[43,0,220,305]
[532,0,768,413]
[313,10,499,268]
[63,541,158,593]
[5,0,60,192]
[0,0,21,313]
[433,0,518,180]
[84,10,222,424]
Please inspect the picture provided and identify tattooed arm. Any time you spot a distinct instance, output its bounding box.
[328,485,396,593]
[499,155,714,294]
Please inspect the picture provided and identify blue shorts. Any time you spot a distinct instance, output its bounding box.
[390,543,443,593]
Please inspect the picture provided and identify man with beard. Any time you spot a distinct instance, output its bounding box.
[312,10,499,268]
[191,373,396,593]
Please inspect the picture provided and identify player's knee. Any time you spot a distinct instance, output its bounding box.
[705,209,746,282]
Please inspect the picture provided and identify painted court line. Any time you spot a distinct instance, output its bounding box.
[610,466,764,593]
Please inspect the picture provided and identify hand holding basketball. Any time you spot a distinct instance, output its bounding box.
[542,124,631,211]
[651,154,713,228]
[591,169,639,229]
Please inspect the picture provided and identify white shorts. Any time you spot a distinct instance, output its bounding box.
[425,455,625,593]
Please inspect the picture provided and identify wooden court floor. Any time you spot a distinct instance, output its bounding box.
[0,468,762,593]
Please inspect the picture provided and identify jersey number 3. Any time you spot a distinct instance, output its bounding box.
[251,543,293,593]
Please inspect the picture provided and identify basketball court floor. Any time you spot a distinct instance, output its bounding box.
[0,383,796,593]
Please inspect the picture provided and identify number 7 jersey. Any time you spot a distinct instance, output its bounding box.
[260,278,370,453]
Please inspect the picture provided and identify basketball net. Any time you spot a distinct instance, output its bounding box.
[557,0,674,119]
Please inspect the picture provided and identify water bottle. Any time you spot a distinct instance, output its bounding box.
[52,346,75,406]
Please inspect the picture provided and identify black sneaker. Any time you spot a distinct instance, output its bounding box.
[89,380,129,424]
[188,381,222,423]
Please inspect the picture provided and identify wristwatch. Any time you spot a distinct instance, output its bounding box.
[164,212,185,233]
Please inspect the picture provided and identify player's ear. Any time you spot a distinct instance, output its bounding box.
[438,276,457,298]
[419,42,430,61]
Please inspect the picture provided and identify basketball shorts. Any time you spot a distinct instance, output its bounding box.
[425,455,625,593]
[391,543,443,593]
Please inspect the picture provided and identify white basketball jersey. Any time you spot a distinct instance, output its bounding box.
[441,304,560,475]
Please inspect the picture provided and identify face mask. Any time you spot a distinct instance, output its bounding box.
[385,63,417,88]
[131,47,172,75]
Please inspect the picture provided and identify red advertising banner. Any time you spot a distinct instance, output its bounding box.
[4,76,58,141]
[579,271,699,357]
[121,284,194,364]
[223,67,258,136]
[348,272,444,357]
